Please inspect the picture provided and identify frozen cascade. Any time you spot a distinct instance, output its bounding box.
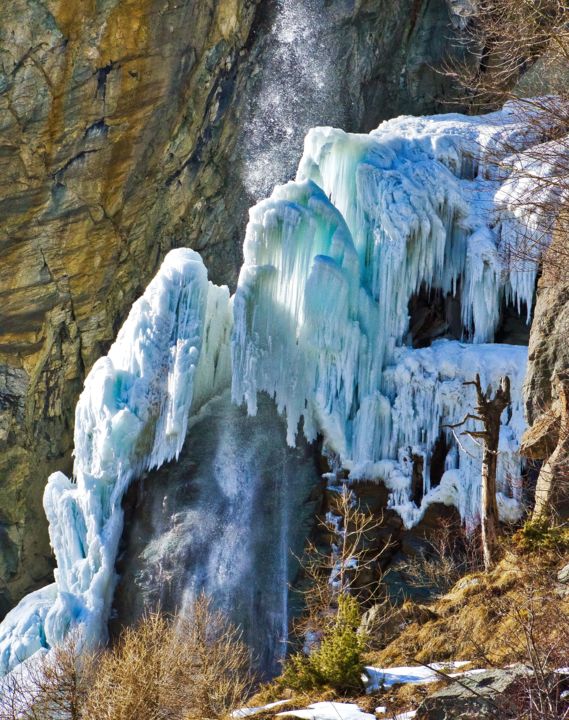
[0,249,232,675]
[233,104,547,530]
[0,102,553,677]
[355,341,527,529]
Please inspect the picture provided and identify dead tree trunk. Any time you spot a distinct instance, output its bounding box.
[468,374,511,570]
[447,374,511,570]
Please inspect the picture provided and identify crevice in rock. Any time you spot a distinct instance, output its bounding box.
[407,284,463,348]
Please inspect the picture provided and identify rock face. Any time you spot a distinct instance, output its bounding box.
[522,251,569,519]
[0,0,468,613]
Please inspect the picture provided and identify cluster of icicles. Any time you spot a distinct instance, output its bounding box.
[0,103,550,676]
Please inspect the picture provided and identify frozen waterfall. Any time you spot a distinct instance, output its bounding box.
[0,249,232,675]
[233,104,541,529]
[0,102,550,676]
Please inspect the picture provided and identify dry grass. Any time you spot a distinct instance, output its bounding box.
[368,548,567,669]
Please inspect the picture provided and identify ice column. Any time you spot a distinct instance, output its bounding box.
[0,249,232,674]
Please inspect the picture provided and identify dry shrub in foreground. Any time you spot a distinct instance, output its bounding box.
[0,632,94,720]
[494,576,569,720]
[1,597,254,720]
[85,597,254,720]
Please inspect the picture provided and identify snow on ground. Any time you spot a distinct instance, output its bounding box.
[232,699,293,717]
[277,702,376,720]
[363,661,472,692]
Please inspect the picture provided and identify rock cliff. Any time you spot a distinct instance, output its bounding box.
[0,0,468,613]
[522,238,569,519]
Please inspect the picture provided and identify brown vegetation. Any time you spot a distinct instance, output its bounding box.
[1,597,254,720]
[371,539,568,670]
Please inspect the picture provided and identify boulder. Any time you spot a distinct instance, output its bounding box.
[416,665,530,719]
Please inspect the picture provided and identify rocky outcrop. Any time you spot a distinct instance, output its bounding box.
[0,0,262,614]
[522,243,569,520]
[0,0,468,613]
[415,665,531,719]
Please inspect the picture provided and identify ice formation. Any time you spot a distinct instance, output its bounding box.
[0,249,232,675]
[233,104,545,528]
[0,102,552,675]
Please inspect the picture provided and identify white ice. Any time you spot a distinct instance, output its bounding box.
[233,104,543,531]
[0,249,232,674]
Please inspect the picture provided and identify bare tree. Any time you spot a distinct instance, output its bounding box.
[294,485,394,642]
[446,374,511,569]
[442,1,569,528]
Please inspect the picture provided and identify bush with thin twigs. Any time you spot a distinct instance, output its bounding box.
[0,632,94,720]
[398,518,484,597]
[0,598,254,720]
[489,564,569,720]
[85,597,254,720]
[283,487,394,692]
[444,0,569,283]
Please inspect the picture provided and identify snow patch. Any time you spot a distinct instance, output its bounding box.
[277,702,376,720]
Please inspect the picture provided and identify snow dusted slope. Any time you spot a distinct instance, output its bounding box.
[233,104,545,529]
[0,249,232,674]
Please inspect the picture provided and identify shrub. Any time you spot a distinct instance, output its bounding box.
[1,598,254,720]
[84,597,254,720]
[283,593,365,693]
[513,518,569,553]
[399,518,483,597]
[310,594,366,691]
